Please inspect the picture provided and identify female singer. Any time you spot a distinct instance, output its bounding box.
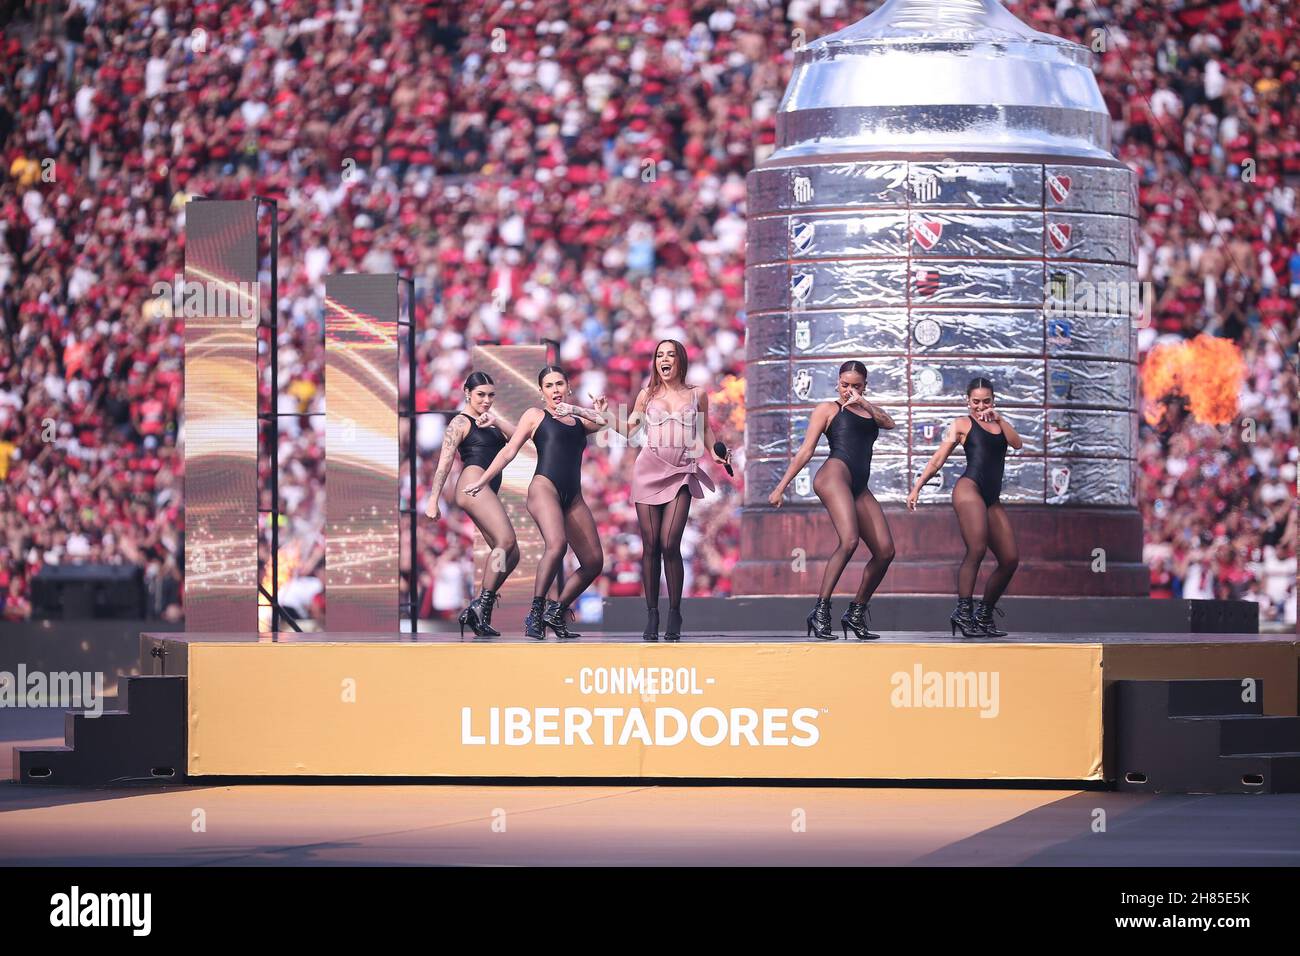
[606,339,729,641]
[426,371,519,638]
[465,366,606,640]
[906,377,1023,637]
[767,360,896,641]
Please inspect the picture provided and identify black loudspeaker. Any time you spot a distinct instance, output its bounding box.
[30,564,146,619]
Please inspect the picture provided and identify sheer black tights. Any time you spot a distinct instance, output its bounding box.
[457,472,519,593]
[813,460,895,601]
[527,477,603,606]
[636,488,693,610]
[952,477,1019,602]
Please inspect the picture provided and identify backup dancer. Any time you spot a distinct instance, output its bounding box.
[426,371,519,638]
[609,339,728,642]
[906,377,1023,637]
[465,366,605,640]
[768,360,896,640]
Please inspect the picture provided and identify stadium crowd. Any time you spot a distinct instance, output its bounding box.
[0,0,1294,626]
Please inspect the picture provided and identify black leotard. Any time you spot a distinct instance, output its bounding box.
[959,415,1008,506]
[825,404,879,497]
[532,410,587,509]
[456,413,507,494]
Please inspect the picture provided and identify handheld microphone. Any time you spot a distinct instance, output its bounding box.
[713,441,734,477]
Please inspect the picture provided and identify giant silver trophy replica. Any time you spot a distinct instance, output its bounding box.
[739,0,1143,596]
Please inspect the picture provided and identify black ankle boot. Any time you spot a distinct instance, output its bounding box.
[543,600,580,640]
[841,601,880,640]
[974,599,1007,637]
[476,588,501,636]
[806,598,836,640]
[949,596,984,638]
[457,600,478,639]
[664,607,682,642]
[459,588,499,638]
[523,596,547,640]
[642,607,660,642]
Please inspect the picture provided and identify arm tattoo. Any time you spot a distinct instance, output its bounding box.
[432,417,467,491]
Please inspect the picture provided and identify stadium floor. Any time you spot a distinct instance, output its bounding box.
[3,714,1298,866]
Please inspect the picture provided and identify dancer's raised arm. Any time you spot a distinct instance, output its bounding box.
[973,406,1023,450]
[463,408,544,497]
[844,385,896,429]
[553,395,609,434]
[476,409,517,441]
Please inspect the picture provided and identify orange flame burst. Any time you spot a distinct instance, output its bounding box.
[710,375,746,432]
[1140,334,1244,427]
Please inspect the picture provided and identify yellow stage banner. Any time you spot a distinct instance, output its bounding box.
[187,642,1103,780]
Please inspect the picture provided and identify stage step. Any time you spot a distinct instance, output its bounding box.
[1215,716,1300,755]
[1165,679,1265,716]
[14,676,186,786]
[1114,680,1300,794]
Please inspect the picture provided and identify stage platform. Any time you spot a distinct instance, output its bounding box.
[421,596,1261,638]
[119,628,1299,785]
[572,595,1261,634]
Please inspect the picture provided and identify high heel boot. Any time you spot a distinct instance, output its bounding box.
[457,600,477,639]
[457,588,499,639]
[642,606,660,642]
[806,598,836,640]
[841,601,880,640]
[543,600,581,640]
[949,596,984,638]
[523,596,547,640]
[663,607,682,642]
[475,588,501,637]
[974,599,1008,637]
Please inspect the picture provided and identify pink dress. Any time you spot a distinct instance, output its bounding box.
[631,386,717,505]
